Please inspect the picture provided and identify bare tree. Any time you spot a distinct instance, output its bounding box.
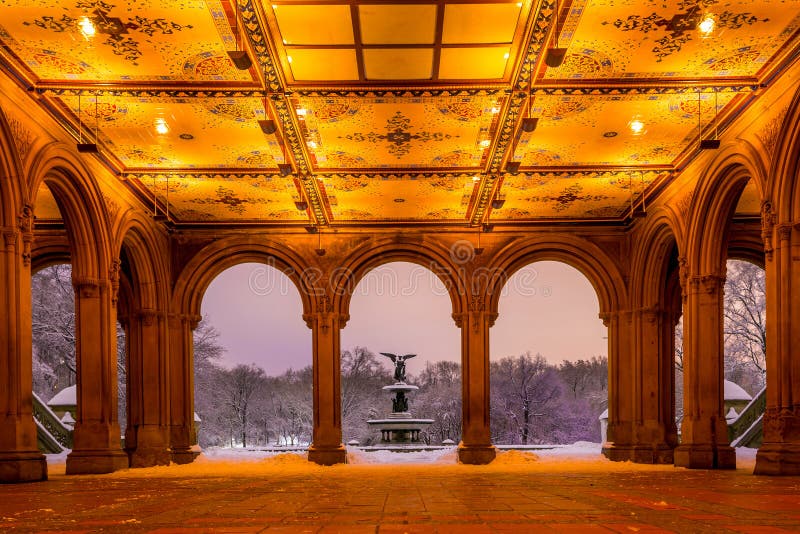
[724,260,766,392]
[223,363,266,447]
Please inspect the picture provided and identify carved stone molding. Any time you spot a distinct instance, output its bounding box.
[72,277,104,298]
[137,309,161,326]
[687,273,725,294]
[756,105,788,158]
[7,115,34,163]
[1,228,17,249]
[761,200,776,260]
[763,406,800,441]
[776,224,793,243]
[109,259,121,305]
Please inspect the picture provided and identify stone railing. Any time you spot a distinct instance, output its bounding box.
[32,392,73,451]
[727,386,766,447]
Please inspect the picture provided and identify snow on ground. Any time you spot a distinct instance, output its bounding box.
[44,443,760,478]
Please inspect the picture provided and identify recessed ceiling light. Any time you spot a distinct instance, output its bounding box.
[296,108,306,116]
[698,13,715,36]
[287,55,293,63]
[307,140,317,149]
[472,175,481,182]
[179,133,194,140]
[479,139,490,148]
[517,2,523,7]
[603,131,618,138]
[394,198,405,203]
[628,118,645,135]
[78,17,96,38]
[491,106,500,114]
[503,52,510,60]
[154,118,169,135]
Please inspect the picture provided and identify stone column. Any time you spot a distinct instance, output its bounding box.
[168,313,200,464]
[674,273,735,469]
[0,209,47,482]
[127,309,171,467]
[455,298,496,465]
[629,307,676,463]
[602,310,636,462]
[305,299,347,465]
[66,269,129,474]
[755,222,800,475]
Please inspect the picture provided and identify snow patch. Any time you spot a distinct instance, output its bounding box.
[493,450,540,464]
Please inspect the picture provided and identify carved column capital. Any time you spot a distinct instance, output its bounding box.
[109,259,121,305]
[137,309,161,326]
[776,223,793,243]
[761,200,776,260]
[72,277,105,298]
[304,311,347,332]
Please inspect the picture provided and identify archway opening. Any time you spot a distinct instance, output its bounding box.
[195,262,311,452]
[341,261,461,459]
[490,261,608,450]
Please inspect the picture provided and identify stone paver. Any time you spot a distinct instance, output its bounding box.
[1,461,799,533]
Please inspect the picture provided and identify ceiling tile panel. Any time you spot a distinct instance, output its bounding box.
[543,0,800,80]
[294,95,503,170]
[439,47,510,79]
[323,174,473,221]
[0,0,251,82]
[442,3,522,44]
[363,48,434,80]
[515,92,736,167]
[59,95,284,170]
[273,4,354,45]
[358,4,437,44]
[287,48,359,81]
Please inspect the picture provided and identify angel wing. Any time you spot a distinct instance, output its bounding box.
[379,352,398,362]
[402,354,417,360]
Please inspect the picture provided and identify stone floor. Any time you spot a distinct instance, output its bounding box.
[1,453,799,533]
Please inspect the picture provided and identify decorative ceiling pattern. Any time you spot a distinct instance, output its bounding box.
[2,0,799,226]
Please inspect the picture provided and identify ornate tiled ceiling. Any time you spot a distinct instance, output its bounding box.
[2,0,799,226]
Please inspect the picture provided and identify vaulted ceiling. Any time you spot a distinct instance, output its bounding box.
[2,0,796,226]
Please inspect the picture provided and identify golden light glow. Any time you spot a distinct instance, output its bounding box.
[296,108,307,116]
[78,16,96,38]
[628,117,645,135]
[698,13,715,36]
[472,175,481,182]
[154,117,169,135]
[286,55,293,63]
[479,139,490,148]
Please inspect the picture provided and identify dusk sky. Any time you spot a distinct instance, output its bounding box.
[201,261,607,376]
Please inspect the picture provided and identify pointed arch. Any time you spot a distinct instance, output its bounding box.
[0,107,24,228]
[768,85,800,223]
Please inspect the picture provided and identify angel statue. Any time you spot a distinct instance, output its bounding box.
[380,352,417,383]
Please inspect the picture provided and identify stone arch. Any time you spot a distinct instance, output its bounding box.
[486,235,626,318]
[27,142,112,281]
[173,236,314,320]
[31,237,71,273]
[685,149,766,276]
[630,207,683,310]
[0,107,24,228]
[114,212,169,312]
[768,85,800,223]
[331,237,467,323]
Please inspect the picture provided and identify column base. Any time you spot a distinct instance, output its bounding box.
[129,447,172,468]
[602,443,674,464]
[308,444,347,465]
[170,446,200,465]
[674,443,736,469]
[457,443,496,465]
[66,449,129,475]
[0,451,48,483]
[754,443,800,475]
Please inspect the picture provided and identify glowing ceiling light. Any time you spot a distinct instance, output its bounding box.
[491,106,500,114]
[503,52,510,59]
[154,118,169,135]
[516,2,523,7]
[628,117,645,135]
[472,175,481,182]
[287,55,293,63]
[479,139,490,148]
[698,13,715,36]
[296,108,307,116]
[272,4,278,8]
[307,140,317,149]
[78,16,96,38]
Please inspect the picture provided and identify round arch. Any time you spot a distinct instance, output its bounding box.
[630,207,682,309]
[685,146,767,276]
[768,84,800,223]
[0,107,24,228]
[173,236,315,320]
[331,238,467,322]
[114,212,169,312]
[486,235,626,317]
[27,142,112,281]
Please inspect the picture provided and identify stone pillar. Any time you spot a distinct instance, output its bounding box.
[755,222,800,475]
[66,269,129,474]
[674,273,735,469]
[629,307,676,463]
[0,210,48,482]
[126,309,171,467]
[602,310,636,462]
[455,299,496,465]
[305,300,347,465]
[168,313,200,464]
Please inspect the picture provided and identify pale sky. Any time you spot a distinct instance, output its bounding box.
[201,261,607,376]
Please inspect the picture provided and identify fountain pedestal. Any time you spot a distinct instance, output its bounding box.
[367,383,433,444]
